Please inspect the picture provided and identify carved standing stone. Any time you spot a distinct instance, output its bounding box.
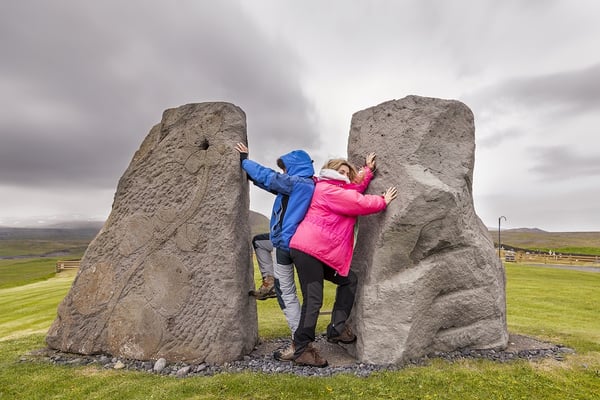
[46,102,257,364]
[347,95,508,364]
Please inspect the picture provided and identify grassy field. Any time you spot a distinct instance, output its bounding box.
[505,265,600,352]
[0,234,88,290]
[0,261,599,399]
[0,268,77,340]
[0,258,61,289]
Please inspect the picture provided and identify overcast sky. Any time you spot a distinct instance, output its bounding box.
[1,0,599,231]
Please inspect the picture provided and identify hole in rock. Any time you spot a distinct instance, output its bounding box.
[198,138,209,150]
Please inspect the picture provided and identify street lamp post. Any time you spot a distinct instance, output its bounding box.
[498,216,507,259]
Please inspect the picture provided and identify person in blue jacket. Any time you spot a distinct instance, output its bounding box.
[235,142,315,361]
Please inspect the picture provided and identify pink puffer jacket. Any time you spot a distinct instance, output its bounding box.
[289,168,387,276]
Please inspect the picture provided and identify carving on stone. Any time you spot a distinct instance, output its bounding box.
[118,215,153,257]
[72,262,114,315]
[46,102,257,364]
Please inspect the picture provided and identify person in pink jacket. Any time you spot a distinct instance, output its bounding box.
[289,154,398,367]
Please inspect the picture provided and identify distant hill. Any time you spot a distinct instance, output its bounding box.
[486,227,548,233]
[1,213,271,242]
[0,226,101,241]
[488,228,600,255]
[45,220,105,230]
[249,210,270,237]
[503,227,547,233]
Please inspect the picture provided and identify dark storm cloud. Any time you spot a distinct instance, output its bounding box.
[529,146,600,181]
[0,0,319,189]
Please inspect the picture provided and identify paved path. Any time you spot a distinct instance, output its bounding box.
[515,263,600,273]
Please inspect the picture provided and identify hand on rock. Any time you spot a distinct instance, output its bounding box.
[383,187,398,205]
[235,142,248,161]
[366,152,376,170]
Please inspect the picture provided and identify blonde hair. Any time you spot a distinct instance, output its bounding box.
[323,158,360,183]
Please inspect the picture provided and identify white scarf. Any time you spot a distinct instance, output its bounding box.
[319,168,350,184]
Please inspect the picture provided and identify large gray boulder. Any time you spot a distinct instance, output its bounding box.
[46,102,258,364]
[347,95,508,364]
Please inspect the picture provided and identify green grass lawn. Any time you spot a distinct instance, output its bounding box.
[0,258,61,289]
[505,264,600,352]
[0,269,77,340]
[0,263,599,399]
[546,246,600,256]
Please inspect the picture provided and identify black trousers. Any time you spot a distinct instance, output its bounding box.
[290,248,358,356]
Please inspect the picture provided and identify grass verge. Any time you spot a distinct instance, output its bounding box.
[0,258,62,289]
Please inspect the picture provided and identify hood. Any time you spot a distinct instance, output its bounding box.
[279,150,314,177]
[319,168,350,184]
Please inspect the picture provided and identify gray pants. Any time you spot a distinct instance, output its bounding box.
[252,233,274,279]
[252,234,301,334]
[275,248,301,335]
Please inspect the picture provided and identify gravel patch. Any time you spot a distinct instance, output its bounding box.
[22,333,574,378]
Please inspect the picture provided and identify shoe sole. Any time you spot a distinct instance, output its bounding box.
[256,294,277,301]
[327,337,357,344]
[248,290,277,300]
[273,354,294,362]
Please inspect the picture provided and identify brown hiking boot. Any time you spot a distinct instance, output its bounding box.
[293,345,328,368]
[273,342,295,361]
[327,325,356,344]
[249,276,276,300]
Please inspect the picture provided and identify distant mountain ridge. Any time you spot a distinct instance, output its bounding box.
[0,211,271,241]
[249,210,270,237]
[44,220,106,230]
[0,227,101,241]
[487,227,547,233]
[504,227,547,233]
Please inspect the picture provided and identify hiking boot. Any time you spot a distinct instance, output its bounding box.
[273,342,295,361]
[327,325,356,344]
[293,345,328,368]
[249,276,276,300]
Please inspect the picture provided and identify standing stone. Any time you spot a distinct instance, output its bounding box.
[347,95,508,364]
[46,102,258,364]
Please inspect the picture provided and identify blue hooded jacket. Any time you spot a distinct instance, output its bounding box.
[242,150,315,251]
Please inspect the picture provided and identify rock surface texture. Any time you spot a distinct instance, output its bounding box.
[46,102,257,364]
[347,95,508,364]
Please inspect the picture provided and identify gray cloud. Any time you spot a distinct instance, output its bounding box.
[529,146,600,181]
[509,64,600,114]
[466,63,600,116]
[465,62,600,170]
[0,1,319,189]
[477,127,524,149]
